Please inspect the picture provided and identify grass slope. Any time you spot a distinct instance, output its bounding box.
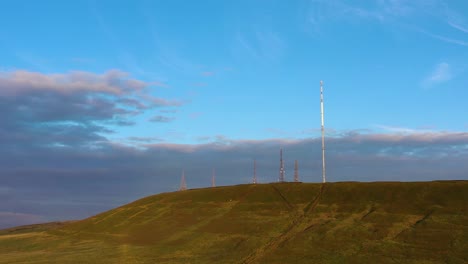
[0,181,467,263]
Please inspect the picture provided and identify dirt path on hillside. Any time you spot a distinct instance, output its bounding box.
[242,184,326,264]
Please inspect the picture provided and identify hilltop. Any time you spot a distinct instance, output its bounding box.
[0,181,467,263]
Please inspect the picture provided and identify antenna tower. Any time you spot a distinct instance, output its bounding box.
[294,160,299,182]
[179,170,187,191]
[252,159,257,184]
[279,148,285,182]
[320,80,326,183]
[211,168,216,187]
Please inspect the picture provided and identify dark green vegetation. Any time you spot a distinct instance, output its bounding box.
[1,181,467,263]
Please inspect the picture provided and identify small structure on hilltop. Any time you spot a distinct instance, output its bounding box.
[252,159,258,184]
[211,168,216,187]
[294,160,299,182]
[279,148,285,182]
[179,170,187,191]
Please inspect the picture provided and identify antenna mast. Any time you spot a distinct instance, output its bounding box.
[294,160,299,182]
[179,170,187,191]
[211,168,216,187]
[320,80,326,183]
[279,148,285,182]
[252,159,257,184]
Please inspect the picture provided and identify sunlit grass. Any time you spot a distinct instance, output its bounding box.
[0,181,467,263]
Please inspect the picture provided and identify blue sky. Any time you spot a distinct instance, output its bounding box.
[0,0,467,228]
[1,0,467,143]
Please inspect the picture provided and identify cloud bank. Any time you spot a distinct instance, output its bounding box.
[1,129,467,229]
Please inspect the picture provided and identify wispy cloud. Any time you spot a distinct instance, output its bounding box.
[305,0,390,28]
[195,135,232,145]
[148,81,169,88]
[306,0,468,47]
[375,125,436,134]
[127,136,164,143]
[378,0,414,17]
[414,27,468,47]
[445,5,468,34]
[265,128,290,137]
[256,30,285,61]
[149,115,175,123]
[157,49,202,76]
[448,21,468,34]
[159,109,179,114]
[192,82,207,87]
[189,112,203,120]
[15,52,54,72]
[422,62,453,87]
[71,57,95,64]
[235,33,261,60]
[201,71,215,77]
[233,29,285,63]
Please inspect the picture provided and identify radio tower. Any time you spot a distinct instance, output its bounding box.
[320,80,327,183]
[294,160,299,182]
[179,170,187,191]
[279,148,285,182]
[252,159,257,184]
[211,168,216,187]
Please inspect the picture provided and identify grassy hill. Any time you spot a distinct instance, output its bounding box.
[0,181,467,263]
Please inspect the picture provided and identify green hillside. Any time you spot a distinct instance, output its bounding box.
[1,181,467,263]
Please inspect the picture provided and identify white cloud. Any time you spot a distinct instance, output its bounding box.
[448,21,468,34]
[375,125,435,134]
[0,70,181,106]
[423,62,453,87]
[0,69,184,150]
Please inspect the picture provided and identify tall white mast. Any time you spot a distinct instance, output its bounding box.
[320,80,326,183]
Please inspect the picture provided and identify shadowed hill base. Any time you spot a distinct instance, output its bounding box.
[0,181,467,263]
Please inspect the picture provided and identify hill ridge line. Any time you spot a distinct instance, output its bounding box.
[1,181,467,263]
